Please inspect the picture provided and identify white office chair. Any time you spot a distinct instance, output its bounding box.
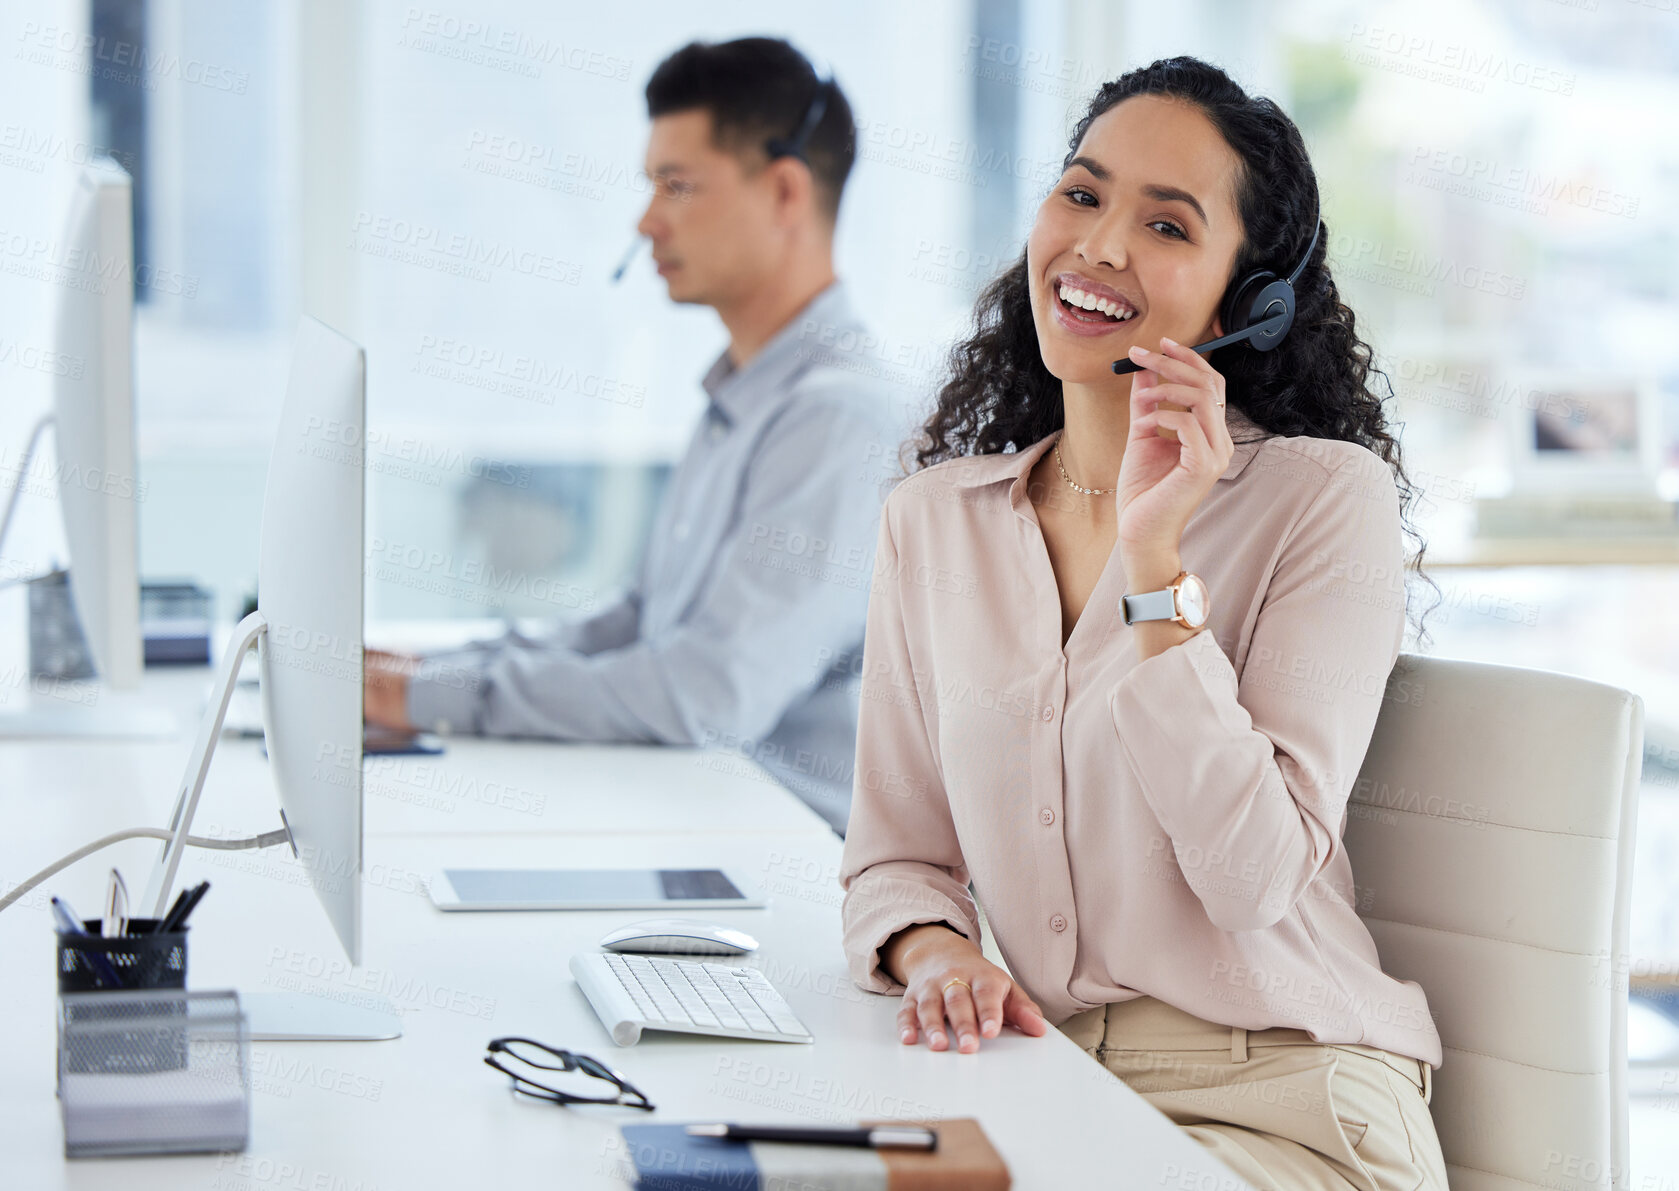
[1344,652,1644,1191]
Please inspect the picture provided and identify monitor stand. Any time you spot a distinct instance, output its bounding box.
[0,415,174,737]
[141,611,401,1042]
[240,992,403,1042]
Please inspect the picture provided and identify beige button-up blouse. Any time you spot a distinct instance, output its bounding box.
[838,405,1441,1068]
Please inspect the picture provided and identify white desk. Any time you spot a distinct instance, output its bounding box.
[0,665,843,842]
[0,667,1253,1190]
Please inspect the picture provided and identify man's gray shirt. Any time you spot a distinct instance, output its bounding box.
[406,281,905,834]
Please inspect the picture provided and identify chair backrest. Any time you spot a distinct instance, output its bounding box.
[1344,652,1643,1191]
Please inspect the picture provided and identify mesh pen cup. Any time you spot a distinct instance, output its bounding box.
[56,918,187,994]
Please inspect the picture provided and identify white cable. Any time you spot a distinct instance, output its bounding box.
[0,825,291,915]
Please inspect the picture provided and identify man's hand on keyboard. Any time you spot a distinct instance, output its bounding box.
[364,649,419,731]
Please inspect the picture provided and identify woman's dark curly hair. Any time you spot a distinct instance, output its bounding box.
[908,55,1440,648]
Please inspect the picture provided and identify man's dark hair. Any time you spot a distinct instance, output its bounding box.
[645,38,856,221]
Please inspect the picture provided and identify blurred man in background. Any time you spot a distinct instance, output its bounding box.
[366,37,901,836]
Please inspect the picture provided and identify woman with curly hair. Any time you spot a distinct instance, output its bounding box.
[838,56,1448,1189]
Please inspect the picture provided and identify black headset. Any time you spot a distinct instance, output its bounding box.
[764,77,832,163]
[610,76,835,283]
[1112,208,1323,375]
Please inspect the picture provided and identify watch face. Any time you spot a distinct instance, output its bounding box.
[1177,574,1210,627]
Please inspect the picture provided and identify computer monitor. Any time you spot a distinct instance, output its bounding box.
[0,157,156,736]
[54,158,143,688]
[253,315,368,962]
[141,315,397,1040]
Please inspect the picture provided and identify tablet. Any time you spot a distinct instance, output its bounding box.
[428,867,765,911]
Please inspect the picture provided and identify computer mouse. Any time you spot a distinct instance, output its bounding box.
[597,918,759,956]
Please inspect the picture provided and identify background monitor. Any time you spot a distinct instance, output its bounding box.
[1508,371,1665,496]
[50,157,142,688]
[0,158,151,736]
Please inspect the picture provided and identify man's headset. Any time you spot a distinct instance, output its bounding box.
[1111,209,1323,375]
[765,77,831,163]
[610,78,834,282]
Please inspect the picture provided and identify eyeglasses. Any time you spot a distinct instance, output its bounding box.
[483,1037,655,1111]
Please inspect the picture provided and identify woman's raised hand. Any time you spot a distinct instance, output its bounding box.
[1113,336,1235,556]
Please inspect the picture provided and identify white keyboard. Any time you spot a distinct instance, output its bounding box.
[569,951,814,1046]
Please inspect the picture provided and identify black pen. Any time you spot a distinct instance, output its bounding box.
[684,1124,937,1151]
[167,881,210,931]
[51,897,125,988]
[154,884,194,933]
[158,881,210,933]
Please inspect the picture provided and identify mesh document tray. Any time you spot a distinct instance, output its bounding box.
[58,989,250,1157]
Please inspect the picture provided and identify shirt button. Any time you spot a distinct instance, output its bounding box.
[1050,914,1067,932]
[708,422,725,443]
[1041,705,1055,722]
[1039,808,1055,826]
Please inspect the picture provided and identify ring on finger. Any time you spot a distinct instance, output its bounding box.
[942,977,971,995]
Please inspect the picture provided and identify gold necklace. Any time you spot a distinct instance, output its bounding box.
[1054,441,1113,496]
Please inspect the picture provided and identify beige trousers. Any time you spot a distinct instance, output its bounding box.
[1060,995,1449,1190]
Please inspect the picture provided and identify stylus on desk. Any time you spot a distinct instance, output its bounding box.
[684,1124,937,1150]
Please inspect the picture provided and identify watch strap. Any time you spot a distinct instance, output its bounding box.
[1121,587,1178,625]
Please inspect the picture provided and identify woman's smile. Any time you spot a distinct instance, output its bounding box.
[1050,285,1144,337]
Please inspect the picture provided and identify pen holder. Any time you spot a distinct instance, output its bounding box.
[57,920,190,1078]
[57,918,187,994]
[58,989,250,1157]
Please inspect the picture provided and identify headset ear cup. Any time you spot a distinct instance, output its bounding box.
[1246,279,1297,351]
[1223,272,1296,353]
[1221,270,1274,341]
